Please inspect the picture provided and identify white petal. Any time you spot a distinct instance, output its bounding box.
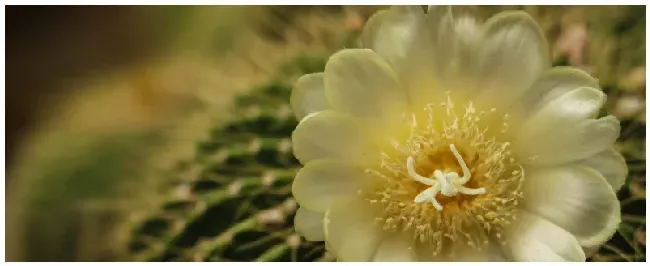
[523,165,621,247]
[420,6,468,76]
[520,66,600,115]
[291,110,378,165]
[294,207,325,241]
[577,148,628,192]
[361,6,424,69]
[414,239,505,261]
[431,7,482,83]
[580,207,621,259]
[324,49,407,124]
[324,197,383,261]
[504,211,586,262]
[292,159,372,212]
[475,11,550,108]
[583,245,602,259]
[403,6,482,108]
[415,243,447,261]
[515,87,620,165]
[409,5,455,69]
[450,242,507,262]
[372,234,417,262]
[290,73,330,120]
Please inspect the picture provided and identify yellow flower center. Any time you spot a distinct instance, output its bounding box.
[364,93,525,256]
[407,144,487,211]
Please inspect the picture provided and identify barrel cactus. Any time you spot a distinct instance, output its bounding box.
[126,52,334,262]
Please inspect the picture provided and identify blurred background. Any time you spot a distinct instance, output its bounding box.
[4,5,646,262]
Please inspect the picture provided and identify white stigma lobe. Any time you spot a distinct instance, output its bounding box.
[406,144,486,211]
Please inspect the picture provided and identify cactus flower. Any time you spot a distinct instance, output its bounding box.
[290,6,626,261]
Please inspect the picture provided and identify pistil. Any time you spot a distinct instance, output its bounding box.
[407,144,486,211]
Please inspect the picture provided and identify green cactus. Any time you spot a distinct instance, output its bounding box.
[125,51,335,262]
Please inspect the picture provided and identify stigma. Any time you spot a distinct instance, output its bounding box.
[406,144,486,211]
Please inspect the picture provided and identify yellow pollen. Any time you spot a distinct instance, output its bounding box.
[364,93,525,258]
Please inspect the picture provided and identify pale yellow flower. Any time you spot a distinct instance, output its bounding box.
[289,6,627,262]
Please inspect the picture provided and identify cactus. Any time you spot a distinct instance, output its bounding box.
[125,52,334,262]
[6,7,356,262]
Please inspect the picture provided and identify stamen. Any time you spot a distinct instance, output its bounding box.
[406,144,486,211]
[367,96,523,253]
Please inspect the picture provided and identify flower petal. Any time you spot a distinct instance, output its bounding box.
[520,66,600,115]
[294,207,325,241]
[290,73,330,120]
[291,110,378,165]
[403,6,482,108]
[372,234,417,262]
[579,202,622,258]
[414,237,506,261]
[324,196,383,261]
[324,49,407,124]
[415,243,447,261]
[580,206,621,258]
[515,87,620,165]
[292,159,373,212]
[504,211,586,261]
[361,6,424,69]
[523,165,621,248]
[475,11,550,108]
[428,6,482,82]
[405,5,454,74]
[450,242,506,261]
[583,245,602,259]
[577,148,628,192]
